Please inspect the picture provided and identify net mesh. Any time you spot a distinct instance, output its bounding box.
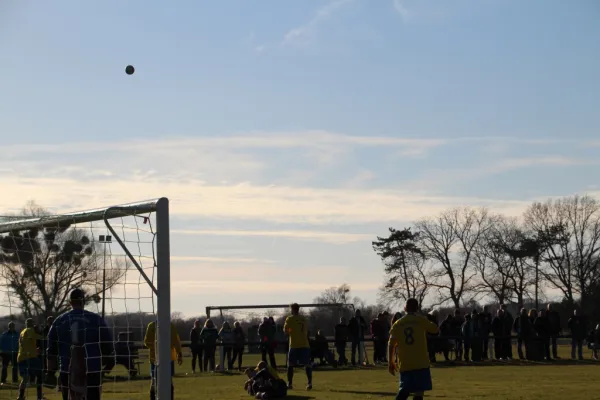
[0,204,160,399]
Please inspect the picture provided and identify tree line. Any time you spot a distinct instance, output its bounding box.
[372,194,600,322]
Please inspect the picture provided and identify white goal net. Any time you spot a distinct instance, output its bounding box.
[0,198,172,400]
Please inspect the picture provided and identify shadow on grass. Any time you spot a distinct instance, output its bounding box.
[332,389,397,396]
[286,396,315,400]
[431,358,600,368]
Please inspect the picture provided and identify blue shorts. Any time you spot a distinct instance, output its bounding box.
[288,348,310,366]
[150,361,175,378]
[19,357,42,377]
[399,368,432,393]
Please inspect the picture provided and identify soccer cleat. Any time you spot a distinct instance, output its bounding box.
[287,383,293,390]
[306,383,312,390]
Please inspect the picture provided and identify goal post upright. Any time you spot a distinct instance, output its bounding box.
[155,197,171,400]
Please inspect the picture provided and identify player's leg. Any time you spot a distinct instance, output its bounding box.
[413,391,424,400]
[286,349,296,389]
[85,372,102,400]
[59,372,69,400]
[35,364,43,400]
[149,363,157,400]
[302,348,313,390]
[191,348,198,373]
[11,353,19,383]
[17,361,28,400]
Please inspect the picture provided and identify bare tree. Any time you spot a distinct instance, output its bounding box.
[0,201,126,320]
[472,215,517,304]
[415,207,490,308]
[373,227,430,307]
[524,195,600,309]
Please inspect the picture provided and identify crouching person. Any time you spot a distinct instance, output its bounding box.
[244,361,287,399]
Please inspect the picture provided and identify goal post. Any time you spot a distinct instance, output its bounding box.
[0,198,171,400]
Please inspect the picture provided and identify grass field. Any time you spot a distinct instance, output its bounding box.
[2,344,599,399]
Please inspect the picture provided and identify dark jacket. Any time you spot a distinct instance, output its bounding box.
[233,326,246,350]
[258,322,275,343]
[190,327,201,349]
[533,316,550,338]
[348,316,367,341]
[370,319,385,339]
[439,316,455,337]
[480,312,493,336]
[503,311,514,336]
[513,315,533,339]
[547,310,561,335]
[334,323,349,345]
[199,327,219,347]
[568,315,587,340]
[491,316,503,337]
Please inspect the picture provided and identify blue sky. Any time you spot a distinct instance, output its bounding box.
[1,0,599,317]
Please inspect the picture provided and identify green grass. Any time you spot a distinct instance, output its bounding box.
[3,345,599,399]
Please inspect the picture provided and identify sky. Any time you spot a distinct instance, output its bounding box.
[1,0,599,318]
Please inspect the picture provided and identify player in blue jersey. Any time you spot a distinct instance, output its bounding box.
[47,289,113,400]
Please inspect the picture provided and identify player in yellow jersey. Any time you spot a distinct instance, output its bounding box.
[283,303,312,391]
[144,321,183,400]
[388,298,438,400]
[17,318,43,400]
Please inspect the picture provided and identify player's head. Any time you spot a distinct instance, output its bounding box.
[222,321,231,329]
[257,361,267,370]
[547,303,552,311]
[234,321,241,329]
[47,316,54,326]
[268,316,275,323]
[205,319,214,328]
[25,318,34,328]
[194,320,200,328]
[69,288,85,309]
[290,303,300,315]
[404,298,419,313]
[355,309,361,317]
[8,321,15,331]
[520,307,527,316]
[340,317,346,324]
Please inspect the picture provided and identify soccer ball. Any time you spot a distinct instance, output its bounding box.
[125,65,135,75]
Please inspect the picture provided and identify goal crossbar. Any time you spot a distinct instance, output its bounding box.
[206,303,355,318]
[0,199,161,233]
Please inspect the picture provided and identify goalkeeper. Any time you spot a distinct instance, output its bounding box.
[388,298,438,400]
[144,321,183,400]
[244,361,287,399]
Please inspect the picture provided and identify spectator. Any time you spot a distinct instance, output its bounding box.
[231,321,246,371]
[439,314,454,362]
[370,313,385,363]
[469,310,483,362]
[590,324,600,360]
[313,330,328,365]
[480,306,493,360]
[461,314,473,362]
[42,316,57,387]
[348,309,367,366]
[534,310,551,361]
[334,317,349,365]
[513,308,533,360]
[381,311,391,363]
[452,309,464,361]
[200,319,219,372]
[491,309,505,360]
[47,289,113,400]
[567,309,587,360]
[258,317,277,369]
[190,320,203,373]
[426,311,439,363]
[0,321,19,384]
[219,321,234,370]
[391,312,403,326]
[500,304,514,359]
[527,309,538,360]
[546,304,561,359]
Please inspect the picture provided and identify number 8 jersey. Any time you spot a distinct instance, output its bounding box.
[284,314,310,349]
[389,313,438,372]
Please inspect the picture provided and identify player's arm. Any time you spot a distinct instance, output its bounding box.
[387,326,399,374]
[172,325,183,364]
[283,318,290,335]
[143,322,155,349]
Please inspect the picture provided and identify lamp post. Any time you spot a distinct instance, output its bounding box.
[99,234,112,319]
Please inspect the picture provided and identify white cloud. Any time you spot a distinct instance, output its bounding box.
[392,0,409,21]
[283,0,353,45]
[172,228,372,244]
